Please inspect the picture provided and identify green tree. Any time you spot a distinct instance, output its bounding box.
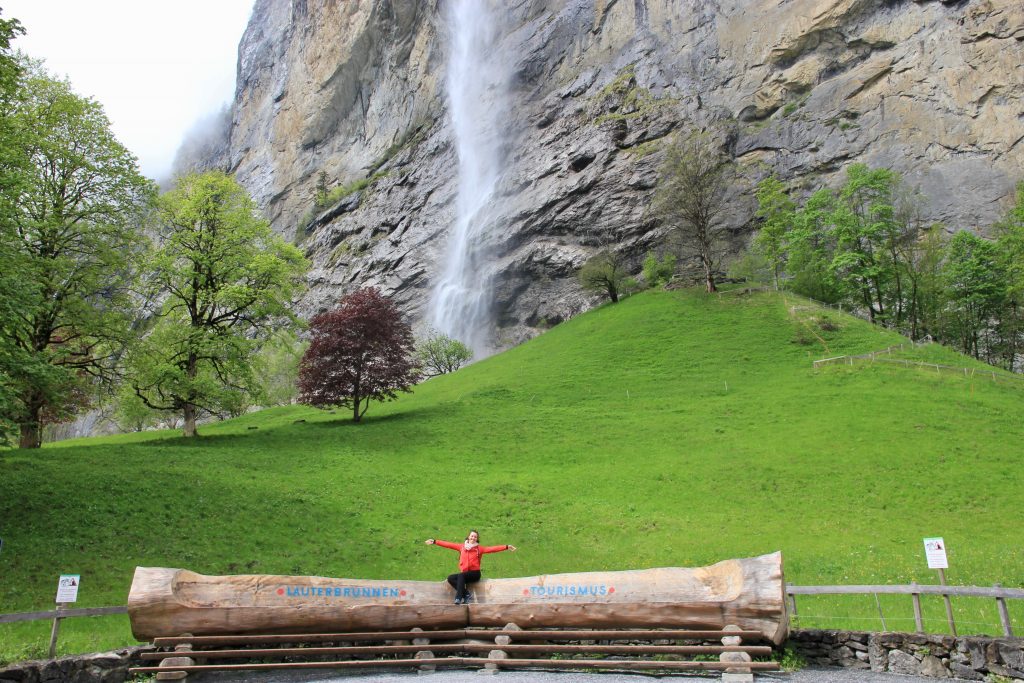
[642,251,676,288]
[752,176,795,289]
[0,10,27,444]
[786,189,840,303]
[827,164,902,324]
[995,182,1024,370]
[579,250,630,303]
[898,223,946,341]
[417,330,472,377]
[652,130,735,293]
[942,231,1005,361]
[129,171,307,437]
[1,61,153,448]
[254,329,306,406]
[112,385,161,433]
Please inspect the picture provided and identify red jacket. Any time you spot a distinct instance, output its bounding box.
[435,540,509,572]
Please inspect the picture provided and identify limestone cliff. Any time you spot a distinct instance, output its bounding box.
[202,0,1024,348]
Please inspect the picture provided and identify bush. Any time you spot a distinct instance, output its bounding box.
[642,252,677,288]
[777,646,807,672]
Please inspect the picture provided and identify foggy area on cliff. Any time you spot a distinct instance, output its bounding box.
[2,0,253,182]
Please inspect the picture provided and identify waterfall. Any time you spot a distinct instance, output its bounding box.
[429,0,510,356]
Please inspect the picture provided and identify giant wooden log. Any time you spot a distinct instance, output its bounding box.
[128,552,787,644]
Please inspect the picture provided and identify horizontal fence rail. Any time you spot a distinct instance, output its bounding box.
[0,605,127,624]
[789,585,1024,599]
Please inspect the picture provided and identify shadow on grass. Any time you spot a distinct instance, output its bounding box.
[51,403,458,454]
[300,403,455,428]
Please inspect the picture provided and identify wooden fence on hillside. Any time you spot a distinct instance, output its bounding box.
[813,343,1024,387]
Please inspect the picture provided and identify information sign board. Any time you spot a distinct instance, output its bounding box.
[56,574,80,603]
[923,537,948,569]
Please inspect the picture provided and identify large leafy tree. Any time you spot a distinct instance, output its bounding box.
[129,171,307,437]
[0,11,27,444]
[297,288,419,422]
[996,183,1024,370]
[826,164,902,324]
[786,188,841,304]
[942,231,1005,361]
[1,59,153,448]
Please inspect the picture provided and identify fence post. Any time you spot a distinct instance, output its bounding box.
[789,592,798,628]
[48,603,66,658]
[911,581,924,633]
[995,583,1014,637]
[938,569,957,636]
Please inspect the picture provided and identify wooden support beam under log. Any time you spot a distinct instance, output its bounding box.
[139,643,773,660]
[151,628,767,647]
[128,552,787,644]
[129,657,782,675]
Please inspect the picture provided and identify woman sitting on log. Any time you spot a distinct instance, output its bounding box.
[425,530,516,604]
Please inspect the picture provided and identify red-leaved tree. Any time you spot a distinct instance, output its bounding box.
[297,288,420,422]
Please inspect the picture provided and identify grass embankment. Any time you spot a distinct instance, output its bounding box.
[1,289,1021,663]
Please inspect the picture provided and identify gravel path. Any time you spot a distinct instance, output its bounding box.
[194,668,973,683]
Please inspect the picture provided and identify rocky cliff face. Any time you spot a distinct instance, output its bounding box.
[206,0,1023,348]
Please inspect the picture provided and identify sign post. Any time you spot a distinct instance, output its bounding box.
[49,575,80,658]
[923,538,956,636]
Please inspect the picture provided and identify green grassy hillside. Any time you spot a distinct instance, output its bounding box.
[1,289,1021,662]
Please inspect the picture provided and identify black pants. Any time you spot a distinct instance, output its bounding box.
[447,570,481,599]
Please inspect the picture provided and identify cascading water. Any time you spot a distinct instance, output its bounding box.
[429,0,510,356]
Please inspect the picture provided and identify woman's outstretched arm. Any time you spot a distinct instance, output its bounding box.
[426,538,461,550]
[481,544,517,553]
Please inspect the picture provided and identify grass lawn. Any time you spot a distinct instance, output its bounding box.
[0,288,1021,663]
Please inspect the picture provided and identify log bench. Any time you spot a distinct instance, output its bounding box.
[127,554,787,679]
[128,626,780,680]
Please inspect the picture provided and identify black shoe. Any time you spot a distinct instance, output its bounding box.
[463,592,473,603]
[454,596,462,605]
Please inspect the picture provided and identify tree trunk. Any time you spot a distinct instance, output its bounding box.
[18,394,44,449]
[352,389,362,422]
[182,352,199,437]
[19,414,42,449]
[182,403,198,437]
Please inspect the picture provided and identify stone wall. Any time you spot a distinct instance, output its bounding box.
[3,632,1022,681]
[790,629,1024,681]
[0,646,153,683]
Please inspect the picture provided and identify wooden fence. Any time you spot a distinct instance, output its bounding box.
[812,344,1024,387]
[786,583,1024,637]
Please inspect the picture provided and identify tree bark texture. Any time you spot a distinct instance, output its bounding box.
[128,552,788,644]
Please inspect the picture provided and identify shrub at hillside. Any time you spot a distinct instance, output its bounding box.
[578,250,630,303]
[298,288,419,422]
[417,330,472,377]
